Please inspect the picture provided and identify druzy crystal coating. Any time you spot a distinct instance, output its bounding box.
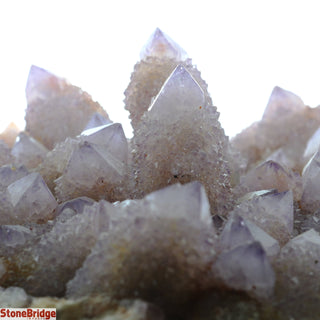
[0,28,319,319]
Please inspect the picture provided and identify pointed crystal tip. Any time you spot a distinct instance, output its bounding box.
[140,28,188,61]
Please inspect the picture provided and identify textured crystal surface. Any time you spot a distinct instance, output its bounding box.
[131,65,233,215]
[55,123,128,202]
[25,65,110,149]
[6,172,57,223]
[11,132,48,169]
[2,29,320,319]
[66,182,216,308]
[232,86,320,172]
[219,212,280,258]
[213,242,275,298]
[232,190,294,245]
[125,29,212,129]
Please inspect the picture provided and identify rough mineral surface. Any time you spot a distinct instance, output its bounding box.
[232,86,320,172]
[131,65,233,215]
[1,28,320,319]
[66,182,217,310]
[25,65,110,149]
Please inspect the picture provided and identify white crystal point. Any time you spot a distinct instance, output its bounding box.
[303,127,320,161]
[140,28,188,61]
[0,225,34,248]
[262,86,305,121]
[301,151,320,213]
[0,165,29,192]
[148,64,205,120]
[7,172,57,223]
[11,132,48,169]
[80,123,128,161]
[84,112,111,130]
[144,182,212,226]
[213,242,275,298]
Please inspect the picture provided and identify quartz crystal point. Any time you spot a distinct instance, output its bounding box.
[55,123,128,202]
[219,212,280,258]
[11,132,48,169]
[66,182,217,308]
[6,172,57,224]
[301,150,320,213]
[84,112,111,130]
[232,86,320,172]
[237,160,302,201]
[131,65,233,215]
[25,65,110,149]
[125,28,212,129]
[213,242,275,298]
[232,190,294,245]
[303,126,320,164]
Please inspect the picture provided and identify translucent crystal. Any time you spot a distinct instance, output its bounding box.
[232,86,320,172]
[0,225,34,248]
[0,165,29,192]
[219,212,280,258]
[131,65,233,215]
[55,123,128,202]
[140,28,188,61]
[232,190,294,245]
[213,242,275,298]
[11,132,48,169]
[66,183,216,308]
[125,29,212,129]
[25,65,110,149]
[237,160,302,201]
[6,172,57,223]
[84,112,111,130]
[301,151,320,213]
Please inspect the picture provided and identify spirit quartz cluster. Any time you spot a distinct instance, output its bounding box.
[1,29,320,319]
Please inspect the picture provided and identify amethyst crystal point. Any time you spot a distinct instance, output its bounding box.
[11,132,48,169]
[131,65,233,215]
[6,172,57,224]
[237,160,302,201]
[233,190,294,245]
[301,150,320,213]
[262,86,305,121]
[84,112,111,130]
[213,242,275,298]
[148,65,206,120]
[125,30,212,129]
[25,65,110,149]
[80,123,128,160]
[66,183,216,307]
[140,28,188,61]
[219,212,280,258]
[55,123,128,202]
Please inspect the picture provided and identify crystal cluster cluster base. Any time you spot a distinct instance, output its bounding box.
[0,28,320,319]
